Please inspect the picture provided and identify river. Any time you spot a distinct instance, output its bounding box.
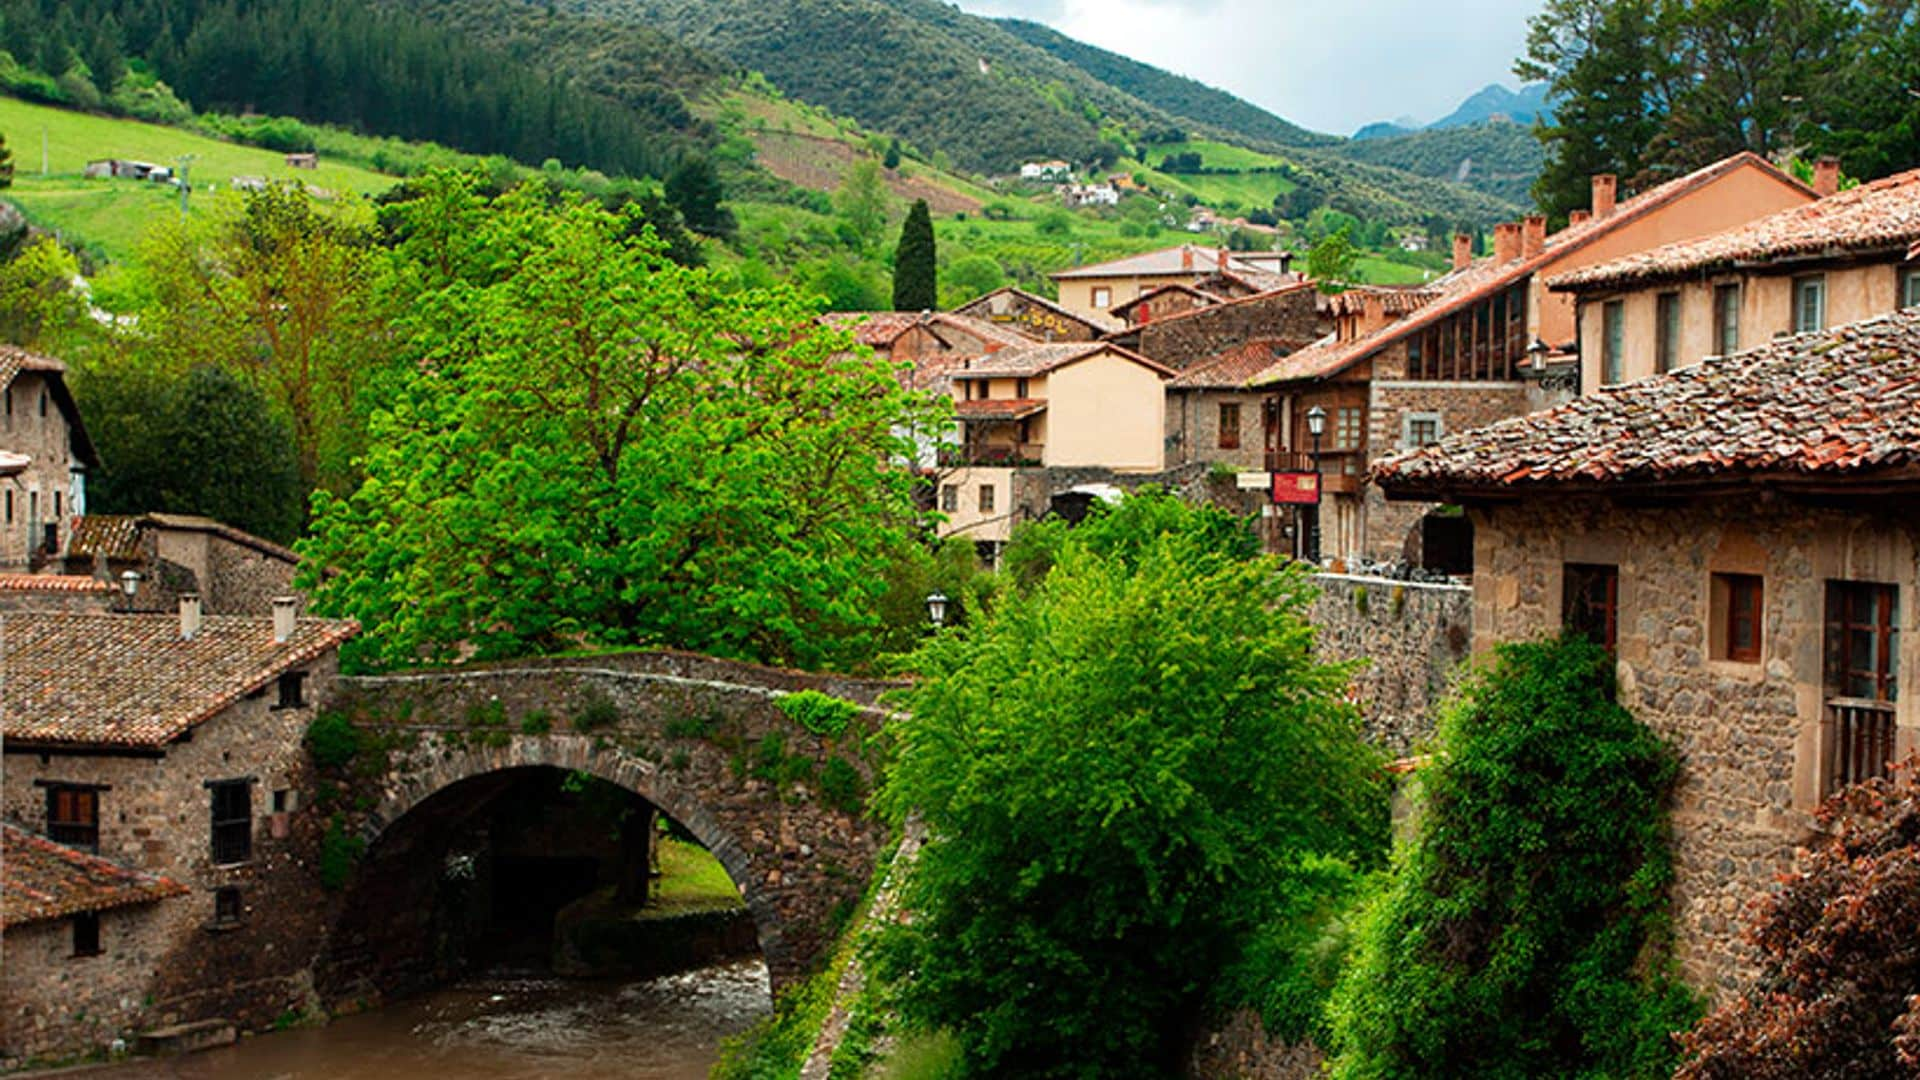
[81,960,770,1080]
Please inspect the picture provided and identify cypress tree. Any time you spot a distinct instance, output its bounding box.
[892,198,936,312]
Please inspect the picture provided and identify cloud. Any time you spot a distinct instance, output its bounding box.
[958,0,1542,135]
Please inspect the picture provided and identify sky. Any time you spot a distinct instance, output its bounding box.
[953,0,1544,136]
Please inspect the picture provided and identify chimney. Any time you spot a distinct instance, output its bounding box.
[1359,291,1387,336]
[1217,246,1230,273]
[178,593,202,641]
[1814,156,1841,198]
[1181,246,1194,271]
[1452,232,1473,271]
[1569,209,1591,227]
[271,595,298,644]
[1493,222,1521,264]
[1522,214,1546,258]
[1592,173,1617,219]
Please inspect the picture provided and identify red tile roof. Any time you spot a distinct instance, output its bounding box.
[1373,308,1920,497]
[2,824,187,929]
[0,573,112,593]
[955,398,1047,420]
[1120,281,1318,334]
[1549,168,1920,291]
[950,341,1176,380]
[68,514,300,566]
[1051,244,1286,282]
[1169,338,1315,389]
[950,287,1122,335]
[2,611,360,749]
[1250,152,1811,388]
[1109,282,1225,320]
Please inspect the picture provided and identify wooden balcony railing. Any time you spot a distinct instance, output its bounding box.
[940,445,1044,468]
[1263,450,1364,494]
[1825,697,1898,795]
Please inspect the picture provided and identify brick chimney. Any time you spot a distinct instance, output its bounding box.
[1493,222,1522,264]
[178,593,202,641]
[1522,214,1546,258]
[1592,173,1617,219]
[1452,232,1473,271]
[1569,209,1592,227]
[1359,291,1388,336]
[1814,156,1841,198]
[272,595,298,644]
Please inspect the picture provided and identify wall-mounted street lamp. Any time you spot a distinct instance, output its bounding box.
[1304,406,1326,565]
[925,591,949,629]
[1527,336,1550,374]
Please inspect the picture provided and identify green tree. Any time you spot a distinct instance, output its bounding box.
[883,137,902,170]
[891,198,936,311]
[835,158,890,252]
[0,237,84,346]
[302,174,947,672]
[0,131,14,189]
[877,509,1386,1075]
[1810,0,1920,180]
[939,254,1005,307]
[82,365,305,542]
[1326,637,1699,1080]
[664,154,734,239]
[1307,226,1359,294]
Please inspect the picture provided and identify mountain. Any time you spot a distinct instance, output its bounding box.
[1429,83,1551,130]
[1337,120,1547,206]
[994,18,1340,149]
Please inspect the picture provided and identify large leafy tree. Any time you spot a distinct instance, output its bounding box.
[835,158,890,253]
[1326,637,1699,1080]
[1677,761,1920,1079]
[877,508,1386,1075]
[891,198,936,312]
[664,154,734,240]
[302,173,945,672]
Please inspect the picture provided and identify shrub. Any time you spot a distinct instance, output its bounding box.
[1325,636,1699,1079]
[818,756,865,814]
[319,816,366,890]
[571,691,620,732]
[305,712,360,770]
[776,690,861,739]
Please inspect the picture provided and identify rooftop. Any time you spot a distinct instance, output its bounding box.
[0,573,112,594]
[1051,244,1287,282]
[1549,167,1920,291]
[821,310,1035,351]
[1373,308,1920,499]
[955,398,1047,421]
[2,823,187,929]
[3,611,360,749]
[950,286,1124,335]
[1169,338,1314,389]
[68,513,301,565]
[949,341,1175,380]
[1109,282,1225,321]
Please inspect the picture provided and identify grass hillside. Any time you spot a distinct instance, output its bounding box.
[0,96,406,262]
[1336,120,1546,206]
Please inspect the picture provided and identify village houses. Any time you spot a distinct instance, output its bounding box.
[1244,152,1818,568]
[0,347,95,574]
[1049,244,1296,317]
[1373,308,1920,997]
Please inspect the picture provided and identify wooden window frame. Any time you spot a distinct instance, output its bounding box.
[1826,580,1899,703]
[71,912,101,958]
[274,671,308,711]
[977,484,995,514]
[208,780,253,866]
[1904,268,1920,310]
[1713,572,1764,663]
[1091,286,1111,309]
[1217,402,1241,450]
[940,484,958,513]
[46,784,100,851]
[1655,291,1681,374]
[1793,274,1827,334]
[1712,283,1741,356]
[1601,300,1624,385]
[1563,563,1620,654]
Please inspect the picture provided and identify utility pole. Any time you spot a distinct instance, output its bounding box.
[176,154,195,219]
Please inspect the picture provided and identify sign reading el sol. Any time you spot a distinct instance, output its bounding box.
[1271,471,1321,505]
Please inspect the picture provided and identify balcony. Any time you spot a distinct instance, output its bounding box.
[1824,697,1897,794]
[941,444,1044,468]
[1263,449,1364,494]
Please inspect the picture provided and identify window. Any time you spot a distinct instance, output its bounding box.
[1826,581,1899,703]
[38,389,46,418]
[977,484,995,513]
[52,491,60,518]
[1793,275,1826,333]
[1711,573,1764,663]
[209,780,253,865]
[46,785,99,850]
[1904,268,1920,309]
[6,490,12,524]
[1092,286,1112,308]
[1563,563,1620,653]
[1655,292,1681,374]
[212,887,243,928]
[1601,300,1624,385]
[1015,378,1029,399]
[275,671,308,710]
[72,913,100,958]
[272,789,293,814]
[1403,412,1442,449]
[1335,406,1363,450]
[1217,402,1241,450]
[940,484,958,512]
[1713,284,1741,356]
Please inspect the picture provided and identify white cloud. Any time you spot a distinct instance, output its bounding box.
[958,0,1543,135]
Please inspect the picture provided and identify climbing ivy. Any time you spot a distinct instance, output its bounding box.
[776,690,861,739]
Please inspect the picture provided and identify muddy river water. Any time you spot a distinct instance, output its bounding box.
[82,960,771,1080]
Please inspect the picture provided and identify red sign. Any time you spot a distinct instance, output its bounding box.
[1271,471,1321,505]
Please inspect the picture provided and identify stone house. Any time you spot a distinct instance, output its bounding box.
[1164,339,1293,472]
[948,286,1119,342]
[1372,309,1920,998]
[63,513,302,615]
[937,342,1174,558]
[1049,244,1296,316]
[0,347,97,572]
[1109,282,1225,327]
[1112,283,1325,373]
[1547,160,1920,391]
[0,602,359,1060]
[822,310,1031,368]
[1247,152,1817,569]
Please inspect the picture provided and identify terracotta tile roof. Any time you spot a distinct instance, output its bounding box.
[0,573,112,593]
[950,341,1177,380]
[951,287,1123,335]
[1110,283,1225,321]
[66,515,143,561]
[2,823,187,929]
[1550,168,1920,291]
[1250,152,1810,388]
[1319,285,1442,318]
[0,345,97,467]
[821,312,924,347]
[1373,308,1920,496]
[1120,281,1319,335]
[1051,244,1280,281]
[955,398,1047,420]
[1170,338,1314,389]
[2,611,359,749]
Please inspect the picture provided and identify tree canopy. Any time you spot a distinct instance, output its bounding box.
[891,198,936,311]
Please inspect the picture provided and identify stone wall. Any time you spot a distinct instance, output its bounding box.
[1187,1011,1324,1080]
[1,902,175,1063]
[1167,389,1268,470]
[1309,572,1474,754]
[1361,378,1530,564]
[1135,290,1326,371]
[1468,493,1920,999]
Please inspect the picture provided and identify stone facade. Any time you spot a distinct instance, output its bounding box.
[1187,1010,1323,1080]
[1,901,176,1063]
[1167,389,1267,470]
[1359,369,1531,564]
[1467,493,1920,998]
[68,515,301,616]
[1309,573,1474,754]
[1133,289,1325,372]
[0,367,88,572]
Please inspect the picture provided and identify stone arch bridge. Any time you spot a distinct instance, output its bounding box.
[317,650,899,995]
